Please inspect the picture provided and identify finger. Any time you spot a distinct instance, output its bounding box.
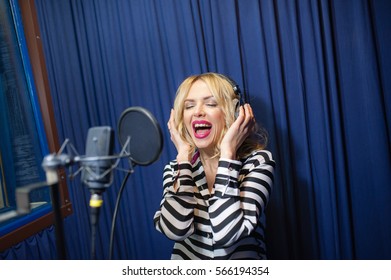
[168,109,176,130]
[245,104,256,124]
[237,105,245,120]
[246,104,254,118]
[239,105,254,135]
[240,104,251,125]
[245,104,254,117]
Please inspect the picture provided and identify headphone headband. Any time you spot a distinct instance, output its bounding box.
[216,73,245,119]
[218,74,245,105]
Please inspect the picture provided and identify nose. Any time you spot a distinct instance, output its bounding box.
[193,104,205,117]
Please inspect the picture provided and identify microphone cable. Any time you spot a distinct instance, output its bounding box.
[108,169,131,260]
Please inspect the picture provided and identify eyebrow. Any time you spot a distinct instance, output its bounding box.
[184,95,215,102]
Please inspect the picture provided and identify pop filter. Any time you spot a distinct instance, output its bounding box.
[117,106,163,166]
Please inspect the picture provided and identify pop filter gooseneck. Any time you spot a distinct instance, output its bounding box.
[109,106,163,259]
[117,106,163,166]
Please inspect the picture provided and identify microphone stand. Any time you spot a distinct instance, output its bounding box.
[41,154,71,260]
[49,179,67,260]
[38,136,132,260]
[88,191,103,260]
[0,154,69,259]
[38,136,135,260]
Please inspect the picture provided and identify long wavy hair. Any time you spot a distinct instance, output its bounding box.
[173,72,268,159]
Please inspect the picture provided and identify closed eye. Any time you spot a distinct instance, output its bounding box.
[184,96,218,109]
[184,101,195,110]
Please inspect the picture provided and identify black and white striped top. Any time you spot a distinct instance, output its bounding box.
[154,150,275,259]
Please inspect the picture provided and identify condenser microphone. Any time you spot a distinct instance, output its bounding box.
[78,126,113,259]
[81,126,114,192]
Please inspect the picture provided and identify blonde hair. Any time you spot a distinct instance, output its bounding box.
[173,72,267,159]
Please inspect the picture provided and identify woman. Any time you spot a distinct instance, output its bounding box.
[154,72,275,259]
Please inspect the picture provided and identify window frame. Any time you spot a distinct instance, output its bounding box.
[0,0,72,252]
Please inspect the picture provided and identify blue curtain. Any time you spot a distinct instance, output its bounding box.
[2,0,390,260]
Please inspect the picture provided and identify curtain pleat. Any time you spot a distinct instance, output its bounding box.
[2,0,390,260]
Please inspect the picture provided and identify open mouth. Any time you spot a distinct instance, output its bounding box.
[192,120,212,139]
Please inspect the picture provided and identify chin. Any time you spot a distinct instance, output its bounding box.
[192,138,216,151]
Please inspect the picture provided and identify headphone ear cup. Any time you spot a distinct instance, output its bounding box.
[233,99,240,119]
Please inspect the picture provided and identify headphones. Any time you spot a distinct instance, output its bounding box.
[218,74,244,119]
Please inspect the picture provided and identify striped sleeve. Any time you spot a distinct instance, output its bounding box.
[209,150,275,247]
[153,160,197,241]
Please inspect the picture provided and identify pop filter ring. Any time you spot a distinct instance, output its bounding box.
[117,106,163,166]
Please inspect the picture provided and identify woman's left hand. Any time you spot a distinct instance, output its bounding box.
[220,103,255,159]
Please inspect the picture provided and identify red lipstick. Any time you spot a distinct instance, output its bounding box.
[192,120,212,139]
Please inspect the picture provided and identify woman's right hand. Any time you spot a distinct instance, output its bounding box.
[168,109,192,162]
